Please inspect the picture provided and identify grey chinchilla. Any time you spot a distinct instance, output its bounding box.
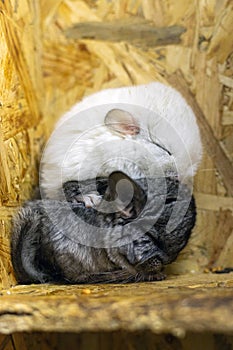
[11,171,196,284]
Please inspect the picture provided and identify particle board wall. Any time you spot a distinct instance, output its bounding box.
[0,0,233,289]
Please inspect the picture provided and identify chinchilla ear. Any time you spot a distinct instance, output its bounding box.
[105,171,145,218]
[104,109,140,135]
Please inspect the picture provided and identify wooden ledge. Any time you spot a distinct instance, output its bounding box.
[0,273,233,335]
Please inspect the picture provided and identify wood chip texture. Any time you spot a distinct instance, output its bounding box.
[0,0,232,337]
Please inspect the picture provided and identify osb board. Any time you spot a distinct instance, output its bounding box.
[0,332,233,350]
[0,273,233,336]
[0,0,233,289]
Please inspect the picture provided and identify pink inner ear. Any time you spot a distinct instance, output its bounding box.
[104,109,140,135]
[121,124,140,135]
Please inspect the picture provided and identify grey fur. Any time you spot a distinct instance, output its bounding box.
[11,173,196,284]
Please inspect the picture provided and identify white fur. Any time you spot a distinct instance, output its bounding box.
[40,83,202,199]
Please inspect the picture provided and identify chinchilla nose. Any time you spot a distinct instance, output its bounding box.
[136,255,163,272]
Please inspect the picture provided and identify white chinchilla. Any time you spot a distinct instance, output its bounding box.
[40,82,202,199]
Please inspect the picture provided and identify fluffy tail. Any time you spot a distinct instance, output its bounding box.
[11,205,51,284]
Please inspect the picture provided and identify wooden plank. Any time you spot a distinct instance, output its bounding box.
[65,20,186,47]
[0,274,233,335]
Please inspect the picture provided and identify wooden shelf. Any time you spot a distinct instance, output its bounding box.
[0,273,233,336]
